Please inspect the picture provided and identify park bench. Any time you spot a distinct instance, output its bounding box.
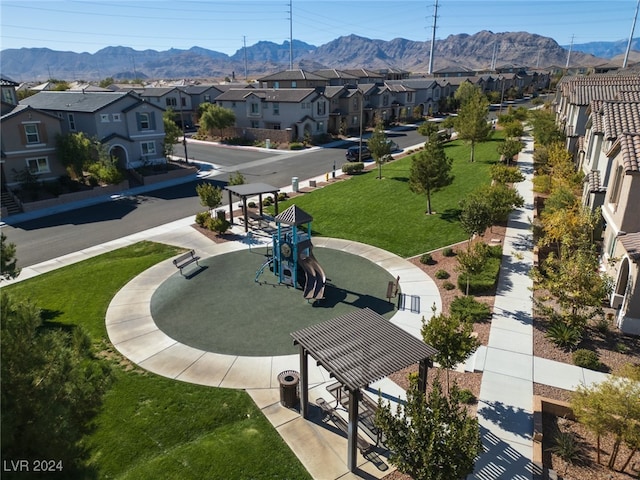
[173,250,200,276]
[386,275,400,303]
[316,397,373,454]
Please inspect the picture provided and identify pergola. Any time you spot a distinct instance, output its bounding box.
[224,183,280,232]
[291,308,438,472]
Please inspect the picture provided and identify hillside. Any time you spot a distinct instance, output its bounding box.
[0,31,613,81]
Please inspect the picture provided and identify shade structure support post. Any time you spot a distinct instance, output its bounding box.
[347,388,360,472]
[299,345,309,418]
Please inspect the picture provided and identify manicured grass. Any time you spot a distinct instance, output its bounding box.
[278,134,504,257]
[2,242,312,480]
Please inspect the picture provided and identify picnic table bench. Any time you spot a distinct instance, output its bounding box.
[173,250,200,276]
[316,397,373,454]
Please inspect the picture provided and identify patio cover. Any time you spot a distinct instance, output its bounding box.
[291,307,437,471]
[224,183,280,232]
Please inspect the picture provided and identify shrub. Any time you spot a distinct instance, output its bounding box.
[443,281,456,290]
[593,316,610,335]
[341,162,364,175]
[546,321,582,350]
[420,253,434,265]
[289,142,305,150]
[572,349,602,370]
[277,192,288,201]
[262,196,273,206]
[457,389,477,405]
[435,269,449,279]
[195,211,210,227]
[443,247,456,257]
[248,201,257,208]
[533,174,551,194]
[548,429,585,465]
[207,216,230,235]
[450,296,491,323]
[457,255,500,294]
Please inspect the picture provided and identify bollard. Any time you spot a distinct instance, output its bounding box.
[292,176,299,192]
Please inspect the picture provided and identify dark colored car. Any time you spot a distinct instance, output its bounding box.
[345,145,371,161]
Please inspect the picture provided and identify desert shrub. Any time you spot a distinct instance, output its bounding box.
[457,255,500,295]
[443,281,456,290]
[277,192,288,201]
[195,211,210,227]
[289,142,305,150]
[548,429,586,465]
[262,196,273,206]
[533,174,551,194]
[593,316,610,334]
[420,253,434,265]
[443,247,456,257]
[248,201,257,208]
[435,269,449,279]
[207,216,230,235]
[450,296,491,323]
[457,389,477,405]
[341,162,364,174]
[546,321,582,350]
[572,349,602,370]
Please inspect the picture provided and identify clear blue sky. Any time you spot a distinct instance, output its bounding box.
[1,0,638,55]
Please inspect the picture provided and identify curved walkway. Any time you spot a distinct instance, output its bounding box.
[106,236,440,390]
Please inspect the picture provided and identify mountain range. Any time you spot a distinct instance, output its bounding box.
[1,31,637,82]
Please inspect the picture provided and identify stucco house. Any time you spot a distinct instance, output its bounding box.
[20,90,166,169]
[600,132,640,334]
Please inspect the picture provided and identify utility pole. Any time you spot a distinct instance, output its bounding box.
[177,88,189,164]
[243,36,248,80]
[288,0,293,70]
[623,0,640,68]
[490,40,498,70]
[565,34,574,69]
[428,0,438,75]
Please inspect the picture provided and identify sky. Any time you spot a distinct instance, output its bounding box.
[1,0,638,56]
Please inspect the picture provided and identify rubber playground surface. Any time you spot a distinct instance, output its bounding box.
[150,247,397,356]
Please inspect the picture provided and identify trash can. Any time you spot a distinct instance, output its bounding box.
[278,370,300,408]
[292,176,299,193]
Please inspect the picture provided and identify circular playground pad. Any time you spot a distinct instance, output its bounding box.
[150,247,396,356]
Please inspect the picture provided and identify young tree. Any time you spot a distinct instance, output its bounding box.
[417,121,439,138]
[497,138,525,164]
[409,133,453,214]
[375,375,481,480]
[199,103,236,138]
[162,108,182,158]
[490,164,525,185]
[421,312,479,391]
[56,132,94,179]
[483,183,525,224]
[456,241,489,295]
[367,120,392,179]
[459,194,492,242]
[1,293,112,474]
[0,232,20,281]
[529,108,564,146]
[195,182,223,213]
[454,87,492,162]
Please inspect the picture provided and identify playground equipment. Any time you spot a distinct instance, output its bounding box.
[255,205,326,301]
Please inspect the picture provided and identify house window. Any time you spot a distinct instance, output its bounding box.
[181,96,186,107]
[166,98,177,107]
[141,141,156,156]
[101,114,110,122]
[317,101,326,116]
[383,95,389,106]
[273,102,279,115]
[353,98,358,109]
[274,81,280,89]
[204,95,211,102]
[273,124,281,130]
[352,116,358,126]
[2,88,14,104]
[139,112,150,129]
[609,165,624,207]
[251,120,259,128]
[68,113,76,131]
[407,92,413,102]
[607,232,617,258]
[24,124,40,144]
[291,81,297,88]
[317,121,324,132]
[250,103,259,114]
[112,113,121,122]
[26,157,49,174]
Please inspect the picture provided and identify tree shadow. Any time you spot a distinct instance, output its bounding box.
[439,208,461,222]
[478,400,533,440]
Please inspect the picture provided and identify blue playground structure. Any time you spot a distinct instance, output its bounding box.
[255,205,326,301]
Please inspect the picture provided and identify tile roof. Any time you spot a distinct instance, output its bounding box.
[258,69,328,82]
[619,232,640,262]
[216,88,317,103]
[602,101,640,139]
[19,91,130,112]
[341,68,383,79]
[587,170,604,192]
[313,69,359,81]
[618,90,640,102]
[618,132,640,173]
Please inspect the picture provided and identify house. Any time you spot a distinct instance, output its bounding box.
[386,78,442,117]
[1,105,64,189]
[138,87,194,128]
[257,70,329,89]
[600,132,640,335]
[214,87,330,141]
[20,90,166,169]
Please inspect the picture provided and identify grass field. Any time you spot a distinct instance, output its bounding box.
[2,242,312,480]
[275,134,503,258]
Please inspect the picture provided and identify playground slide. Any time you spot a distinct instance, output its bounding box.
[300,252,326,300]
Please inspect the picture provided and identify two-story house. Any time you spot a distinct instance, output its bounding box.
[20,91,166,169]
[257,70,329,89]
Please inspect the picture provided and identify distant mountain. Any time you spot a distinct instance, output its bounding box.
[568,38,640,58]
[0,31,618,82]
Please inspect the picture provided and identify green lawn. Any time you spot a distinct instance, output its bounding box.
[277,134,503,257]
[2,242,311,480]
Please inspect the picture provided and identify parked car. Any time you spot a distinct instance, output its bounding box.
[345,145,371,161]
